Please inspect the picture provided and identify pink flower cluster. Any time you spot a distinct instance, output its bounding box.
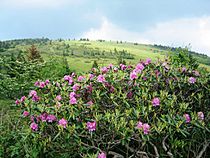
[144,58,151,65]
[120,64,127,70]
[98,152,106,158]
[69,92,77,104]
[72,84,80,91]
[56,95,62,101]
[89,74,95,80]
[184,114,191,123]
[198,112,204,120]
[29,90,40,102]
[130,63,146,80]
[86,121,96,132]
[30,122,38,131]
[100,67,108,74]
[16,96,27,105]
[23,111,30,117]
[78,76,85,82]
[136,121,150,135]
[34,79,50,88]
[97,75,106,83]
[58,118,68,128]
[152,97,160,107]
[188,77,196,84]
[64,75,73,85]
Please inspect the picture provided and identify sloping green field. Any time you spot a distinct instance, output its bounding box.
[1,39,210,72]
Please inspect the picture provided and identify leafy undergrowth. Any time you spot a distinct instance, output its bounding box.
[0,99,21,157]
[1,51,210,157]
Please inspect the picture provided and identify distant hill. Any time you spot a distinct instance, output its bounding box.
[0,38,209,72]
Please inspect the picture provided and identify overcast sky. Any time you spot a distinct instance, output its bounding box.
[1,0,210,56]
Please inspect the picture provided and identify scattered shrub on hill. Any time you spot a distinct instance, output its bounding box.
[6,55,210,157]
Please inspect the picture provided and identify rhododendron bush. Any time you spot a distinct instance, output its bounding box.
[15,58,210,157]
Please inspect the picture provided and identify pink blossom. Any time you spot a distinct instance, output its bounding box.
[136,122,150,135]
[120,64,127,70]
[136,63,144,71]
[89,74,94,80]
[130,71,138,80]
[69,92,76,98]
[34,81,40,86]
[144,58,151,65]
[64,75,71,81]
[45,79,50,85]
[30,122,38,131]
[29,90,37,97]
[70,97,77,104]
[136,121,143,129]
[198,112,204,120]
[101,67,108,74]
[56,95,62,101]
[23,111,30,117]
[142,77,147,80]
[188,77,196,84]
[142,123,150,134]
[184,114,191,123]
[30,116,35,122]
[64,75,73,85]
[86,121,96,132]
[39,82,45,88]
[20,96,26,102]
[113,67,118,72]
[108,64,114,69]
[86,101,93,105]
[46,115,57,122]
[152,97,160,107]
[78,76,85,82]
[98,152,106,158]
[97,75,106,83]
[40,113,48,122]
[68,78,73,85]
[58,118,68,128]
[127,65,132,69]
[182,67,187,72]
[127,91,133,99]
[72,84,80,91]
[32,95,40,102]
[15,99,20,105]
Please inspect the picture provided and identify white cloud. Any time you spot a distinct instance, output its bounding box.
[144,16,210,55]
[0,0,84,9]
[83,17,151,44]
[83,16,210,56]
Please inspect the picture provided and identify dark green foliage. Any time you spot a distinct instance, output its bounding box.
[27,45,43,62]
[0,54,43,99]
[170,47,199,69]
[0,53,72,99]
[92,60,98,68]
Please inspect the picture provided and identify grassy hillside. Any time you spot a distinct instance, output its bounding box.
[0,38,209,72]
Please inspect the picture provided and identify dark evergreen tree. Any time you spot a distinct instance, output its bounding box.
[92,60,98,68]
[27,45,43,62]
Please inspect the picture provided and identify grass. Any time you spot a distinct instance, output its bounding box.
[2,39,210,72]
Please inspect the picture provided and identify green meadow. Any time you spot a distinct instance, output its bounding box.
[2,39,209,73]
